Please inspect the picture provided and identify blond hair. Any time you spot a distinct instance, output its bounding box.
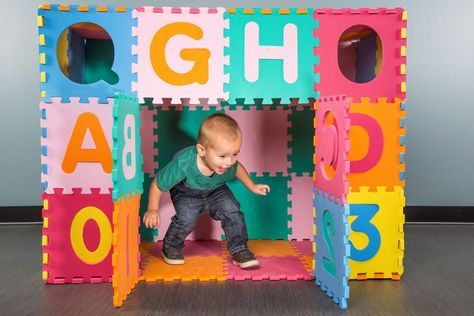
[197,113,241,147]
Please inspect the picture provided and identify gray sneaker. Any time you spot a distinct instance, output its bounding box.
[232,250,260,269]
[162,246,185,265]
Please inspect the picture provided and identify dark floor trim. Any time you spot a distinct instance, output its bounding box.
[1,205,474,223]
[0,206,43,223]
[405,206,474,223]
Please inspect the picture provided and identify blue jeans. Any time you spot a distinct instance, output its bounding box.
[163,181,249,255]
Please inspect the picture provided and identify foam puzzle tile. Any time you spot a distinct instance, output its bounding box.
[139,241,156,254]
[140,255,226,282]
[289,241,313,273]
[303,256,313,273]
[314,95,351,205]
[225,106,291,176]
[228,173,291,240]
[155,106,224,170]
[288,105,315,175]
[112,194,141,307]
[246,240,297,257]
[347,186,405,280]
[290,240,314,256]
[140,104,158,176]
[40,98,113,194]
[225,255,312,281]
[313,191,350,309]
[132,7,227,104]
[38,5,133,103]
[112,93,144,201]
[146,240,223,257]
[224,8,318,104]
[42,189,113,284]
[348,98,406,191]
[314,8,407,102]
[288,175,314,240]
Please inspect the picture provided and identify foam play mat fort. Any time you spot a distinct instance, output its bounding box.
[38,5,407,310]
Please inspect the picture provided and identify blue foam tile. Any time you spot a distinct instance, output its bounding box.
[313,189,350,309]
[38,5,133,102]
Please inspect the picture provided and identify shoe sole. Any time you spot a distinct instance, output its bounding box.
[232,259,260,269]
[162,250,185,265]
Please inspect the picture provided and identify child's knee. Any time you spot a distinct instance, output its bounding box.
[173,213,198,230]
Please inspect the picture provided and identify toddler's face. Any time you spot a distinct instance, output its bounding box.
[203,135,241,174]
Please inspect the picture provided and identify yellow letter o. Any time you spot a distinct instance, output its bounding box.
[70,206,112,265]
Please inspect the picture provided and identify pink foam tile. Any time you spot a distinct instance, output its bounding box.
[225,107,290,175]
[288,175,314,240]
[157,192,224,241]
[40,99,113,194]
[140,106,157,176]
[132,7,227,104]
[314,8,406,102]
[290,240,314,257]
[147,240,223,257]
[225,256,312,281]
[314,96,350,204]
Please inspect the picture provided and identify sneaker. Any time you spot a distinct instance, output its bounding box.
[162,246,185,265]
[232,250,260,269]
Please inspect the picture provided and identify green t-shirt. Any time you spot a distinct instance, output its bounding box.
[155,146,238,191]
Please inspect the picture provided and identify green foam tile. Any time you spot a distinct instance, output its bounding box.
[227,173,291,240]
[289,105,315,175]
[156,107,224,169]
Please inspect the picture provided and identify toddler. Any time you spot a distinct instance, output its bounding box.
[143,113,270,268]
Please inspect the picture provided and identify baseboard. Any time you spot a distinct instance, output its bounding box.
[0,206,42,223]
[404,206,474,223]
[0,205,473,223]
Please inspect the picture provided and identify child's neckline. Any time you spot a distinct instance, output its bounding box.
[195,152,215,178]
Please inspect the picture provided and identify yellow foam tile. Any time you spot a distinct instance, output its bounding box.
[348,187,405,279]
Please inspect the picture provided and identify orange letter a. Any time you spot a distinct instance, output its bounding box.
[62,112,112,174]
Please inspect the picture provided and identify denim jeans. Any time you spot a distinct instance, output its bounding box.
[163,181,249,255]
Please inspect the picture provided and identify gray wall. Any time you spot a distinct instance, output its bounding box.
[1,0,473,206]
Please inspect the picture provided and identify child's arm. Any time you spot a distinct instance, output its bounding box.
[143,151,186,229]
[143,179,163,229]
[236,161,270,196]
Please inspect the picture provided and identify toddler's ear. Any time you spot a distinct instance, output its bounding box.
[196,144,206,156]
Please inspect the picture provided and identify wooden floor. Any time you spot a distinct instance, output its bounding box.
[1,224,473,315]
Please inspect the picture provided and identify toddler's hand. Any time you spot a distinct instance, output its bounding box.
[251,184,270,196]
[143,209,160,229]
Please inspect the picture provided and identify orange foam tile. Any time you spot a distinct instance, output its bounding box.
[302,256,314,273]
[247,240,298,257]
[140,255,226,282]
[139,241,156,254]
